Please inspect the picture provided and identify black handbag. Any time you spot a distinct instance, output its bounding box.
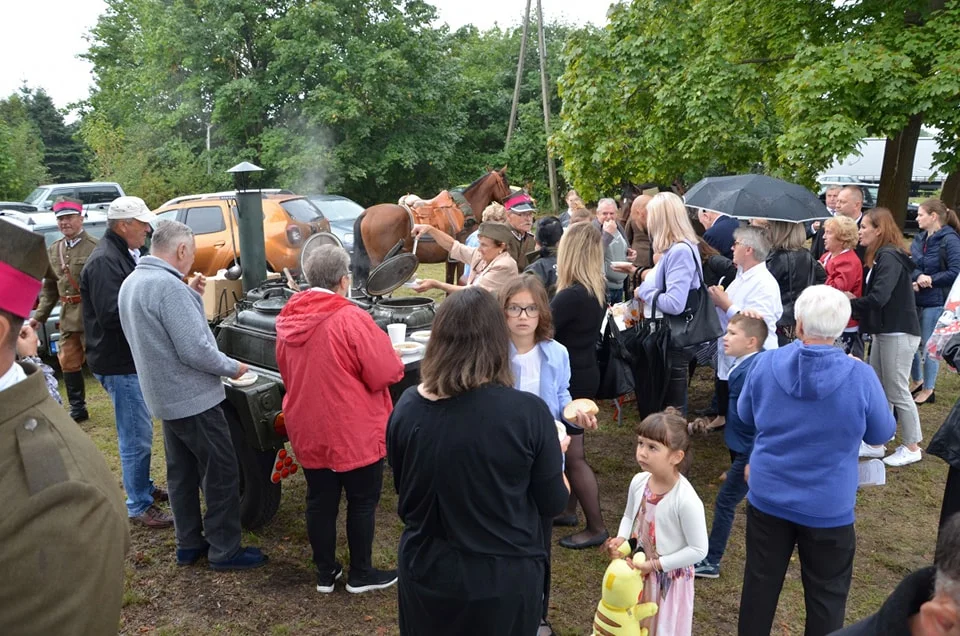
[659,242,724,349]
[595,311,635,400]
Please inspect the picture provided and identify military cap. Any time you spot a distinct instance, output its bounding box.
[0,218,47,318]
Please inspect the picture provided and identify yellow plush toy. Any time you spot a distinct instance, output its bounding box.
[592,544,659,636]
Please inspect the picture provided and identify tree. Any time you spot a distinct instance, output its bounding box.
[554,0,960,225]
[0,93,49,199]
[23,88,88,183]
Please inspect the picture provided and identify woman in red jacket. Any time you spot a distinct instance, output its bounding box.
[276,244,405,595]
[820,215,865,358]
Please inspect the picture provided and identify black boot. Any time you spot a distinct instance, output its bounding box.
[63,371,89,422]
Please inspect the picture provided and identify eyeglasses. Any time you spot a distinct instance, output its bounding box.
[505,304,539,318]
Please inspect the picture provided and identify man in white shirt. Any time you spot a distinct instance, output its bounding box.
[705,225,783,429]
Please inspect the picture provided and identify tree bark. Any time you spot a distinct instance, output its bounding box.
[943,171,960,211]
[876,114,923,228]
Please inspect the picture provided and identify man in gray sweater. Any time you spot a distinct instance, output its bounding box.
[118,220,267,571]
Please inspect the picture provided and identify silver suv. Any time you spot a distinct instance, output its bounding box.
[24,181,125,212]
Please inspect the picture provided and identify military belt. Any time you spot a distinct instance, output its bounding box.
[60,295,82,304]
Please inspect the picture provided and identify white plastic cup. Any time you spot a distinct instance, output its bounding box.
[387,323,407,345]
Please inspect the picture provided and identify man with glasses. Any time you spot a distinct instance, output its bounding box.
[80,196,173,529]
[503,192,538,270]
[32,198,98,422]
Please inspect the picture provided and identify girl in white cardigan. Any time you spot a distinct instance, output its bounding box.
[603,409,708,636]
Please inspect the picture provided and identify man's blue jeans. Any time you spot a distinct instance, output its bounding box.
[95,373,156,517]
[706,450,750,565]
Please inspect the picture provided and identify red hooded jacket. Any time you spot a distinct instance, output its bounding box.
[275,289,405,471]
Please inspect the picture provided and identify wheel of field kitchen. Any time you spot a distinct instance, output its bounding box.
[223,404,282,530]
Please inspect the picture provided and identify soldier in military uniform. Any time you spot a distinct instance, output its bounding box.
[31,198,97,422]
[502,192,538,270]
[0,217,130,634]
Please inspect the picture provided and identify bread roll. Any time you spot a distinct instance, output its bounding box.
[563,398,599,421]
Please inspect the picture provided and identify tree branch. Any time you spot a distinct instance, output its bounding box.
[736,54,795,65]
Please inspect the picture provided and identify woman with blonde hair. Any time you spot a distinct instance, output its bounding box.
[634,192,704,413]
[764,220,826,345]
[819,215,864,357]
[550,222,608,550]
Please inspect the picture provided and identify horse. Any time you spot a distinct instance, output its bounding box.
[352,168,512,287]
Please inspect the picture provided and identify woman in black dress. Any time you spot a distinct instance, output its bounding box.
[387,287,569,636]
[550,222,609,549]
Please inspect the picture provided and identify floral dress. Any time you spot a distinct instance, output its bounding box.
[630,484,695,636]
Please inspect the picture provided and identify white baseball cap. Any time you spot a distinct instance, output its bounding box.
[107,196,154,223]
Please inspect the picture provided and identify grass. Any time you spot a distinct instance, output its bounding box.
[74,261,950,634]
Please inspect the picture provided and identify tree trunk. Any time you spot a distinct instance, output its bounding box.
[876,114,923,228]
[943,171,960,211]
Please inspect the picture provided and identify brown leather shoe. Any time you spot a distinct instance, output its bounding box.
[132,505,174,529]
[152,487,169,503]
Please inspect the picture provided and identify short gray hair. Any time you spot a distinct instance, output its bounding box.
[597,198,617,211]
[733,225,771,261]
[303,244,350,290]
[794,285,850,340]
[150,220,194,254]
[936,513,960,607]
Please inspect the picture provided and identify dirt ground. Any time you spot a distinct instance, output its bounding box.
[72,263,952,635]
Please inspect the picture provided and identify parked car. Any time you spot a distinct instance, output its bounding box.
[23,181,125,212]
[306,194,364,254]
[152,193,331,276]
[0,202,38,213]
[4,211,110,358]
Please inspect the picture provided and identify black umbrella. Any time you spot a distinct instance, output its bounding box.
[684,174,829,223]
[623,318,671,419]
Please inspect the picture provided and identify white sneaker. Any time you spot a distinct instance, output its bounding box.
[859,441,885,459]
[882,445,922,467]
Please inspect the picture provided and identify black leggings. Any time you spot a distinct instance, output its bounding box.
[563,434,605,534]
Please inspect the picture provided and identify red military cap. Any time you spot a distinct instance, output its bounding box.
[0,217,47,318]
[52,198,83,217]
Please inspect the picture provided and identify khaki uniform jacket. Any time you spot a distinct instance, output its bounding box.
[0,362,129,634]
[34,231,98,333]
[507,231,537,271]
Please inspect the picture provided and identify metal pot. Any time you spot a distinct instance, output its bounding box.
[361,252,436,331]
[370,296,436,331]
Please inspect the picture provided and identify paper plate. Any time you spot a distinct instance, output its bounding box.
[555,420,567,442]
[227,371,258,387]
[393,342,425,357]
[409,330,431,344]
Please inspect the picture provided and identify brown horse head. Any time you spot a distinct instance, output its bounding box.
[462,169,512,218]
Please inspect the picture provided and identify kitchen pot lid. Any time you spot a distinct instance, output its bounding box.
[299,231,344,273]
[252,296,288,315]
[366,252,419,298]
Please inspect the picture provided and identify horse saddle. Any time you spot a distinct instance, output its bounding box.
[399,190,466,237]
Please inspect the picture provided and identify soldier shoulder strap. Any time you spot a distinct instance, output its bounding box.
[58,239,82,293]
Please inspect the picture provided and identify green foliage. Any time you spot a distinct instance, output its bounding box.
[22,88,88,183]
[0,93,49,199]
[554,0,960,200]
[79,1,574,208]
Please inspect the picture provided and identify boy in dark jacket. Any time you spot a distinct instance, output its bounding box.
[694,313,767,579]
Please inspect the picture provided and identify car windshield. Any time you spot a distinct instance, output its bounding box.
[24,188,46,206]
[279,198,322,223]
[310,197,364,221]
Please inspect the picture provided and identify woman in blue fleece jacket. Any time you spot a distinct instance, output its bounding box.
[735,285,896,636]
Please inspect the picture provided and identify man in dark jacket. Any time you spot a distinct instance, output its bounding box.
[80,196,173,528]
[831,512,960,635]
[700,209,739,260]
[813,186,867,261]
